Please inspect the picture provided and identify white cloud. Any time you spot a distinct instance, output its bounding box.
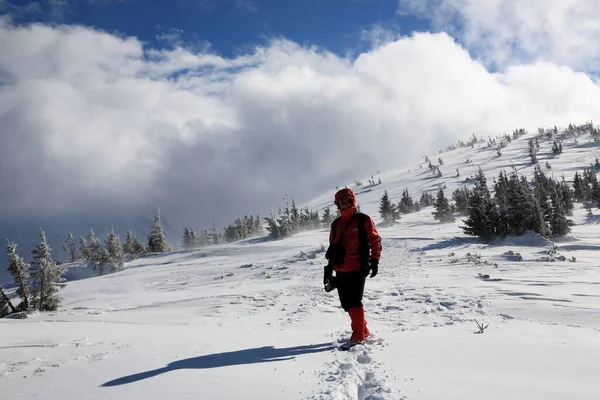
[397,0,600,72]
[156,28,185,47]
[235,0,256,13]
[360,22,402,49]
[1,20,600,232]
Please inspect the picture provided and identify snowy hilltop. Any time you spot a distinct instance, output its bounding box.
[2,124,600,400]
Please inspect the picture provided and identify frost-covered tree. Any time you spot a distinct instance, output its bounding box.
[147,209,171,253]
[289,198,300,235]
[6,241,30,311]
[432,189,455,222]
[30,229,66,311]
[87,228,108,267]
[182,227,194,249]
[379,191,400,226]
[78,236,89,260]
[105,229,124,272]
[528,139,537,164]
[452,186,470,215]
[551,140,563,155]
[62,233,78,262]
[572,171,585,202]
[558,178,574,215]
[123,230,145,257]
[321,207,334,226]
[1,286,17,317]
[398,189,415,214]
[188,227,198,247]
[419,191,435,207]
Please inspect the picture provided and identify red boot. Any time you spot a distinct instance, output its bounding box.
[349,307,366,342]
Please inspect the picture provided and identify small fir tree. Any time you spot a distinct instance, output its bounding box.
[6,241,31,311]
[105,229,124,272]
[379,191,399,226]
[432,189,455,222]
[398,189,414,214]
[123,231,145,257]
[1,287,17,317]
[147,209,171,253]
[462,168,497,241]
[321,207,334,226]
[30,229,66,311]
[62,233,78,262]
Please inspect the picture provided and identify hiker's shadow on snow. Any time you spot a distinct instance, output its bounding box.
[101,343,334,387]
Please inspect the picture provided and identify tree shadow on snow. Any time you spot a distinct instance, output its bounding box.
[413,236,480,251]
[101,342,334,387]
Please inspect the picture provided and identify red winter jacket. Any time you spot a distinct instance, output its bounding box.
[329,188,382,273]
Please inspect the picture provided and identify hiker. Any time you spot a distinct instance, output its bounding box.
[324,187,382,347]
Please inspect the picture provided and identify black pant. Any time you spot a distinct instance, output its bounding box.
[336,271,366,312]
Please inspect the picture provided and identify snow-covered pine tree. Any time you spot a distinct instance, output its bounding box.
[6,241,31,311]
[123,230,145,257]
[290,199,300,234]
[78,236,89,260]
[210,222,220,245]
[189,227,198,247]
[551,140,562,155]
[264,209,282,239]
[147,209,171,253]
[528,139,537,164]
[62,233,78,262]
[182,227,192,249]
[254,215,262,234]
[379,190,399,227]
[462,168,497,241]
[321,207,333,226]
[87,228,108,270]
[105,229,124,272]
[548,185,573,236]
[299,207,310,230]
[30,229,66,311]
[0,286,17,317]
[432,189,455,222]
[234,217,244,239]
[419,191,435,207]
[572,171,584,202]
[492,171,511,237]
[452,186,471,215]
[398,188,414,214]
[558,178,574,215]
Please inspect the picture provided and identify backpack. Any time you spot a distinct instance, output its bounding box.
[326,212,370,270]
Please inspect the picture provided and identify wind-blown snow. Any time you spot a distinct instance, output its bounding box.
[2,130,600,399]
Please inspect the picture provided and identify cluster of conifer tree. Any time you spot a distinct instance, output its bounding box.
[461,167,574,241]
[182,214,263,249]
[378,189,435,227]
[2,229,66,317]
[60,209,168,275]
[264,195,325,239]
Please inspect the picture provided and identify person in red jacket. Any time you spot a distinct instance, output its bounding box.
[324,187,382,346]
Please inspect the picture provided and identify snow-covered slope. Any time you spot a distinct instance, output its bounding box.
[2,128,600,400]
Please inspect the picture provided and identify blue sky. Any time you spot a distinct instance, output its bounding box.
[5,0,429,58]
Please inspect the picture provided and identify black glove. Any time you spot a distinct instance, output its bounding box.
[323,265,333,286]
[369,259,379,278]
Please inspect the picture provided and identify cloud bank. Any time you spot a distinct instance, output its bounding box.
[1,17,600,243]
[398,0,600,73]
